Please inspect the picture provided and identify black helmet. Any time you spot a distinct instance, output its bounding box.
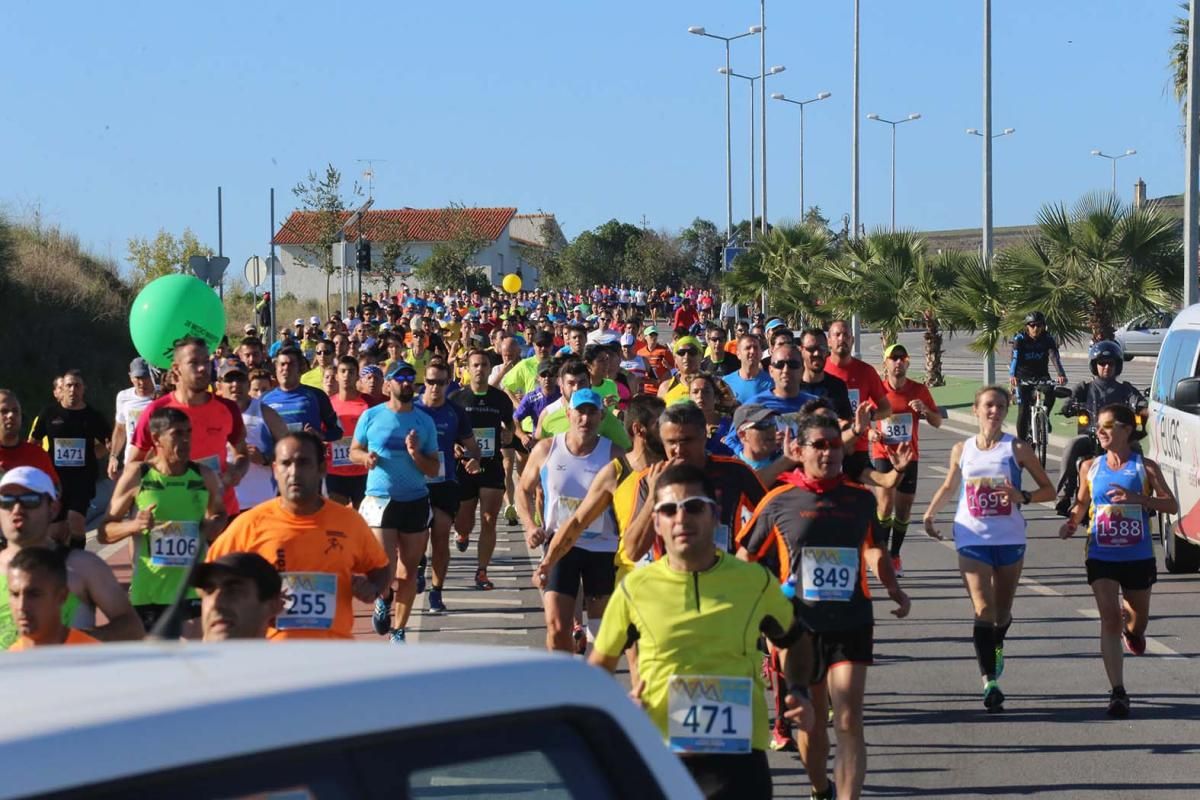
[1088,339,1123,377]
[1024,311,1046,326]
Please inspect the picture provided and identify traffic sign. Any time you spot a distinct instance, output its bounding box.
[723,246,748,271]
[244,256,264,287]
[188,255,230,287]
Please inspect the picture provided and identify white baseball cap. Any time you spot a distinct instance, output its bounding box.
[309,315,321,325]
[0,466,58,500]
[293,318,304,326]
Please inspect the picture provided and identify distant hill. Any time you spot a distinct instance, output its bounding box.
[0,214,136,423]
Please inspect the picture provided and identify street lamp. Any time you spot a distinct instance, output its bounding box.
[966,127,1015,138]
[867,112,921,231]
[688,24,761,244]
[1090,148,1138,196]
[772,91,832,222]
[720,65,786,241]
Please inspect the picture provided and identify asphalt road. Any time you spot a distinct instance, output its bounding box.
[384,416,1200,799]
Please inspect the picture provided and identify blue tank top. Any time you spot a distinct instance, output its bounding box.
[1085,452,1153,562]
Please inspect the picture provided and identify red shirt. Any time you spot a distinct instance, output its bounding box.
[0,442,60,490]
[327,394,372,477]
[871,378,937,461]
[132,393,245,514]
[672,307,698,333]
[824,357,890,454]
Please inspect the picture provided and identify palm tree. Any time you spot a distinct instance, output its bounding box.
[939,252,1015,367]
[998,193,1182,344]
[821,230,922,347]
[723,223,836,327]
[908,250,964,386]
[1172,4,1188,112]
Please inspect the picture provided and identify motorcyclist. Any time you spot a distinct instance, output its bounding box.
[1010,311,1068,443]
[1054,339,1146,517]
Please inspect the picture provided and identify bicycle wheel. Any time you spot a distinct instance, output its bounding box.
[1034,408,1048,467]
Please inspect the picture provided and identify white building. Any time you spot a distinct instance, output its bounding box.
[271,207,564,301]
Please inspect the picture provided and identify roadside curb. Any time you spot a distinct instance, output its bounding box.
[940,406,1073,452]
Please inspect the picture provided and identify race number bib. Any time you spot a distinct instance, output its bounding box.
[879,413,913,444]
[148,521,201,567]
[278,572,336,630]
[800,547,859,602]
[425,452,447,484]
[359,495,387,527]
[714,524,731,553]
[667,675,752,754]
[847,389,860,413]
[474,427,496,458]
[286,422,304,433]
[1094,504,1145,548]
[54,438,86,467]
[965,477,1012,518]
[331,437,353,468]
[197,455,221,474]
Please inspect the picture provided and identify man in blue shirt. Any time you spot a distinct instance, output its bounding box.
[261,347,343,442]
[722,333,774,404]
[350,360,441,644]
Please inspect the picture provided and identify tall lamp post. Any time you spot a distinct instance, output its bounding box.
[720,65,786,241]
[687,24,762,244]
[1090,148,1137,196]
[866,112,921,231]
[772,91,832,221]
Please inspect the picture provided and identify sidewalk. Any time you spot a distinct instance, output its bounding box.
[918,373,1074,451]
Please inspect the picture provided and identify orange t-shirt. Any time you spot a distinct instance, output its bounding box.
[9,628,100,650]
[871,378,937,461]
[824,357,889,454]
[207,498,388,640]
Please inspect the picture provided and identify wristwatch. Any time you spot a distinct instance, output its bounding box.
[1020,490,1033,505]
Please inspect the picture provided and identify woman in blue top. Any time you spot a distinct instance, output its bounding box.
[1059,403,1177,718]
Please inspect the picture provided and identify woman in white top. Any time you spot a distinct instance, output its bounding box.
[922,385,1055,712]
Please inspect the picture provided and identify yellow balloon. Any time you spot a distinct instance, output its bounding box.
[502,273,523,294]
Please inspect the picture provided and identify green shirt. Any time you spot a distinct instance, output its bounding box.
[538,404,632,450]
[500,355,541,398]
[130,462,209,606]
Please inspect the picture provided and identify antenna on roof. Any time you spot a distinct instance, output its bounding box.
[356,158,387,200]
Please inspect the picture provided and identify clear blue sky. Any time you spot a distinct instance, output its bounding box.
[0,1,1186,279]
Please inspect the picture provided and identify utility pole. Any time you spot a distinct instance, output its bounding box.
[1187,0,1200,306]
[217,186,224,301]
[849,0,862,357]
[982,0,996,383]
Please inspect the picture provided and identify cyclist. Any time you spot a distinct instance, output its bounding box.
[99,407,227,632]
[1058,404,1177,717]
[922,385,1056,712]
[192,552,284,641]
[1055,340,1146,517]
[6,548,100,649]
[591,462,814,800]
[1009,311,1067,443]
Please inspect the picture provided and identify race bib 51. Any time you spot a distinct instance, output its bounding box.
[474,427,496,458]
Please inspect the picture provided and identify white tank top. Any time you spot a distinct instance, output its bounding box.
[540,433,617,552]
[952,433,1026,548]
[236,397,277,510]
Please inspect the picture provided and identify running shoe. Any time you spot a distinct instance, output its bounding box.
[389,628,406,644]
[891,555,903,577]
[504,503,519,526]
[768,723,794,752]
[1106,687,1130,718]
[415,557,427,595]
[455,533,470,553]
[428,587,447,614]
[572,624,588,655]
[474,568,494,590]
[372,597,392,636]
[1122,629,1146,656]
[983,680,1005,713]
[810,783,835,800]
[995,645,1005,678]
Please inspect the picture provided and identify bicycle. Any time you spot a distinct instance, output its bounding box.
[1018,379,1071,467]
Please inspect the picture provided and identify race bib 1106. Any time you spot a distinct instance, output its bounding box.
[667,675,752,754]
[800,547,859,602]
[148,520,201,567]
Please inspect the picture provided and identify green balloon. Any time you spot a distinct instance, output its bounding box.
[129,274,226,368]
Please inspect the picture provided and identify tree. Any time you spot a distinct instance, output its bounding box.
[551,219,643,289]
[723,223,836,327]
[373,235,420,297]
[626,228,691,288]
[126,228,213,286]
[997,193,1182,344]
[678,218,724,283]
[939,252,1013,364]
[1172,4,1189,114]
[287,164,356,316]
[822,230,922,348]
[412,204,492,292]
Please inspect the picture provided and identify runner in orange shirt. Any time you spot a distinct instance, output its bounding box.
[7,548,101,650]
[206,431,390,640]
[823,320,892,481]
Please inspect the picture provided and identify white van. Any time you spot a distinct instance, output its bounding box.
[1146,303,1200,573]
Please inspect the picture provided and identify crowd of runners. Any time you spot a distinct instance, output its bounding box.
[0,284,1169,799]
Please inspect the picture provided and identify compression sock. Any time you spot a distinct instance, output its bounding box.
[586,616,602,643]
[877,515,894,552]
[995,617,1012,647]
[973,621,997,679]
[890,518,910,557]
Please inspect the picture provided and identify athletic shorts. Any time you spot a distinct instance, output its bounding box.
[544,546,616,598]
[958,543,1027,568]
[809,626,874,684]
[135,599,201,632]
[1086,557,1157,591]
[681,750,771,800]
[844,451,870,483]
[57,477,95,517]
[457,461,505,500]
[360,494,433,533]
[872,457,920,495]
[427,481,461,516]
[325,474,367,507]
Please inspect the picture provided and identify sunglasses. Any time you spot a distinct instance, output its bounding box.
[804,436,844,451]
[801,346,826,355]
[1095,360,1116,368]
[1028,322,1045,328]
[886,353,909,361]
[742,420,778,432]
[771,359,803,370]
[389,373,417,384]
[424,378,449,387]
[653,496,718,517]
[1098,420,1130,430]
[0,493,47,510]
[676,348,699,356]
[316,349,333,355]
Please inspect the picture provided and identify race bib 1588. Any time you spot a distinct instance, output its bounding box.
[1094,504,1145,548]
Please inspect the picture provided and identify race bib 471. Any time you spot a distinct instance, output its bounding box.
[667,675,752,754]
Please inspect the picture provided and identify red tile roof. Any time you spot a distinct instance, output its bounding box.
[274,207,517,245]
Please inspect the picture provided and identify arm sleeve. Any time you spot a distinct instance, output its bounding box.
[315,391,343,442]
[1049,339,1066,377]
[593,584,634,658]
[1009,335,1020,376]
[759,572,801,645]
[918,385,937,411]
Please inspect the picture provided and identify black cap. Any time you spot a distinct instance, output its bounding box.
[533,330,555,347]
[192,552,282,599]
